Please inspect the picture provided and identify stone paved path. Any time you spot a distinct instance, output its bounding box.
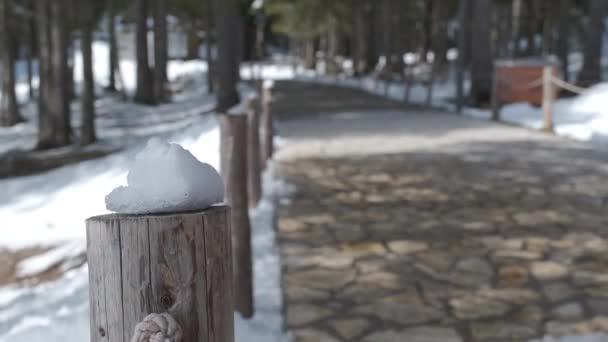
[273,81,608,342]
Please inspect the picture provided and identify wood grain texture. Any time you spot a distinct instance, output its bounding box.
[86,206,233,342]
[260,86,274,167]
[246,96,262,208]
[220,113,254,318]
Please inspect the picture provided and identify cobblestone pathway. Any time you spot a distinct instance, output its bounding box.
[273,81,608,341]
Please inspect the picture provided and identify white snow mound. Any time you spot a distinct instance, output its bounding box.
[105,138,224,214]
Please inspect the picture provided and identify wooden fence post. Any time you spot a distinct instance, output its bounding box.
[542,65,555,133]
[491,64,501,121]
[220,113,254,318]
[246,95,262,208]
[260,82,274,168]
[425,63,435,108]
[86,206,234,342]
[404,66,412,103]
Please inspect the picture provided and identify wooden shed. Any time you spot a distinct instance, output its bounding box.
[494,59,561,106]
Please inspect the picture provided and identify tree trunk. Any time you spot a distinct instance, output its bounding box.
[186,27,201,60]
[470,0,493,105]
[205,0,214,93]
[579,0,607,86]
[363,1,377,73]
[213,0,240,112]
[36,0,72,148]
[557,0,570,81]
[326,14,339,75]
[81,3,96,145]
[0,0,24,126]
[107,0,118,92]
[134,0,155,104]
[511,0,523,57]
[432,0,449,67]
[154,0,168,102]
[456,0,469,113]
[27,10,36,101]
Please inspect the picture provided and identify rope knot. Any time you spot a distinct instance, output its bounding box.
[131,313,183,342]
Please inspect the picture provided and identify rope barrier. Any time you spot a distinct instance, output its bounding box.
[550,76,587,95]
[131,313,183,342]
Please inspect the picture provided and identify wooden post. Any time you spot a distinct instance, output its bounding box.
[86,206,234,342]
[491,63,501,121]
[425,64,435,108]
[246,95,262,208]
[260,82,274,168]
[455,0,468,114]
[542,65,555,133]
[404,66,412,103]
[220,113,254,318]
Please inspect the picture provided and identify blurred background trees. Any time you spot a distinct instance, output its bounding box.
[0,0,605,150]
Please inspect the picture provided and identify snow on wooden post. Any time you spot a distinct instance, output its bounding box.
[86,206,234,342]
[542,65,555,133]
[260,81,274,168]
[245,95,262,208]
[220,113,255,318]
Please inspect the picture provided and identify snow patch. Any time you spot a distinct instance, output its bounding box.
[16,241,85,278]
[105,138,223,214]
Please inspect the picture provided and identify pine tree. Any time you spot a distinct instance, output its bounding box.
[0,0,24,126]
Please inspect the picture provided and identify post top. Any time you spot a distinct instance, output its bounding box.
[86,204,228,222]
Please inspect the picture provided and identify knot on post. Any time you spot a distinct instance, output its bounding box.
[131,313,183,342]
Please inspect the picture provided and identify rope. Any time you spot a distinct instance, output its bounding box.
[551,76,587,95]
[131,313,183,342]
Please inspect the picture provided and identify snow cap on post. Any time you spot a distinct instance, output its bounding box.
[105,138,224,214]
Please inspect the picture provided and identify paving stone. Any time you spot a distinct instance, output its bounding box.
[494,249,543,260]
[588,299,608,315]
[471,322,537,341]
[340,242,386,258]
[362,326,462,342]
[542,282,576,303]
[331,319,369,340]
[416,251,453,272]
[314,254,354,269]
[355,294,444,325]
[498,264,529,287]
[586,285,608,299]
[551,302,584,321]
[387,240,428,255]
[526,237,551,252]
[573,271,608,286]
[461,221,494,232]
[513,305,544,325]
[355,258,386,274]
[285,285,331,302]
[357,271,401,289]
[450,295,510,320]
[286,268,356,290]
[292,328,341,342]
[530,261,569,281]
[479,288,540,305]
[287,304,333,327]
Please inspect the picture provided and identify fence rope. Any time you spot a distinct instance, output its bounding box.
[131,313,183,342]
[551,76,587,95]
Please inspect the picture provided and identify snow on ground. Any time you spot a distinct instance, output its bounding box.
[0,151,288,342]
[0,41,289,341]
